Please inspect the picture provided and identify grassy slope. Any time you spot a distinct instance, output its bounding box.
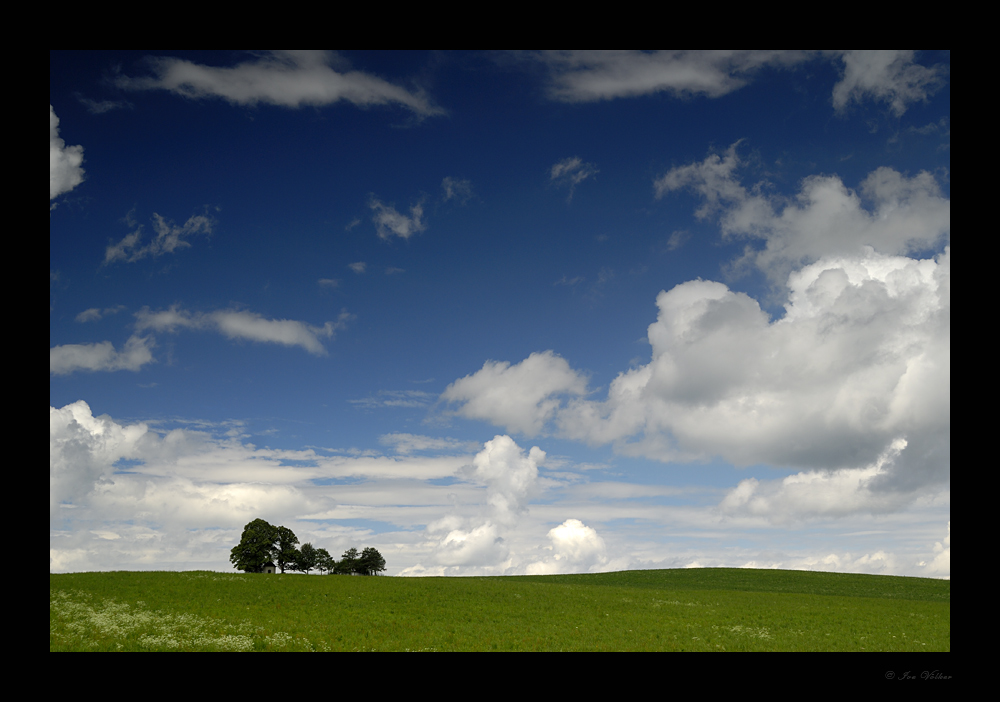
[50,568,949,652]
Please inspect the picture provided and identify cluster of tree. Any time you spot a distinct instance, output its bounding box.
[229,519,386,575]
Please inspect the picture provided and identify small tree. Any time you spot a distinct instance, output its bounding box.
[230,518,279,573]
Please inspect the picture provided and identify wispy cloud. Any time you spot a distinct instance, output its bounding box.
[115,50,445,117]
[349,390,435,409]
[550,156,598,202]
[75,305,125,323]
[76,95,133,114]
[529,50,946,117]
[533,50,806,102]
[441,176,474,205]
[369,196,427,240]
[134,305,353,356]
[104,211,216,264]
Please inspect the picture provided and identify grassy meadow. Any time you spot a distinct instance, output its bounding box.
[50,568,949,652]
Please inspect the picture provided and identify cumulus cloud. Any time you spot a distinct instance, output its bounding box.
[134,305,353,356]
[526,519,607,574]
[446,246,949,516]
[410,435,548,572]
[104,211,215,264]
[718,438,915,522]
[369,196,427,240]
[550,156,598,202]
[469,434,545,525]
[348,261,367,274]
[49,399,471,569]
[50,401,949,577]
[655,144,950,282]
[50,401,153,514]
[115,50,444,117]
[50,335,155,375]
[442,351,588,436]
[832,50,946,116]
[50,105,85,201]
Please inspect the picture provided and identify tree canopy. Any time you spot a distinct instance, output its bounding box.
[229,518,279,573]
[230,520,385,575]
[358,547,387,576]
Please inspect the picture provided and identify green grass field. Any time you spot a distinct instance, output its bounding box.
[50,568,949,651]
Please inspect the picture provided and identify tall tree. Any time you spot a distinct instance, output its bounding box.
[274,526,300,574]
[315,548,335,575]
[230,518,278,573]
[336,547,359,575]
[358,547,387,576]
[296,542,318,575]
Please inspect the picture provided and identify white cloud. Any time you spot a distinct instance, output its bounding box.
[50,105,85,201]
[718,438,914,522]
[529,51,946,116]
[469,435,545,525]
[525,519,608,574]
[534,50,805,102]
[412,435,547,571]
[348,261,367,274]
[379,433,477,455]
[832,50,946,116]
[433,521,507,567]
[550,156,598,202]
[655,144,950,282]
[104,212,215,264]
[369,196,427,240]
[442,351,588,436]
[918,521,950,578]
[116,51,444,117]
[446,247,949,516]
[75,305,124,323]
[50,334,155,375]
[134,305,352,356]
[50,401,154,514]
[50,401,949,577]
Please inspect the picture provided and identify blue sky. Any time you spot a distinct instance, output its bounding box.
[50,51,949,577]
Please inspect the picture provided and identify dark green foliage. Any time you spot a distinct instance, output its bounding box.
[335,547,359,575]
[358,547,387,576]
[274,526,300,574]
[229,519,279,573]
[314,548,335,575]
[296,543,318,575]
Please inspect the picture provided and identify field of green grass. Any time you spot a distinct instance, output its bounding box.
[50,568,949,651]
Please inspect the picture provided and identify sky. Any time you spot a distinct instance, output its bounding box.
[50,50,950,578]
